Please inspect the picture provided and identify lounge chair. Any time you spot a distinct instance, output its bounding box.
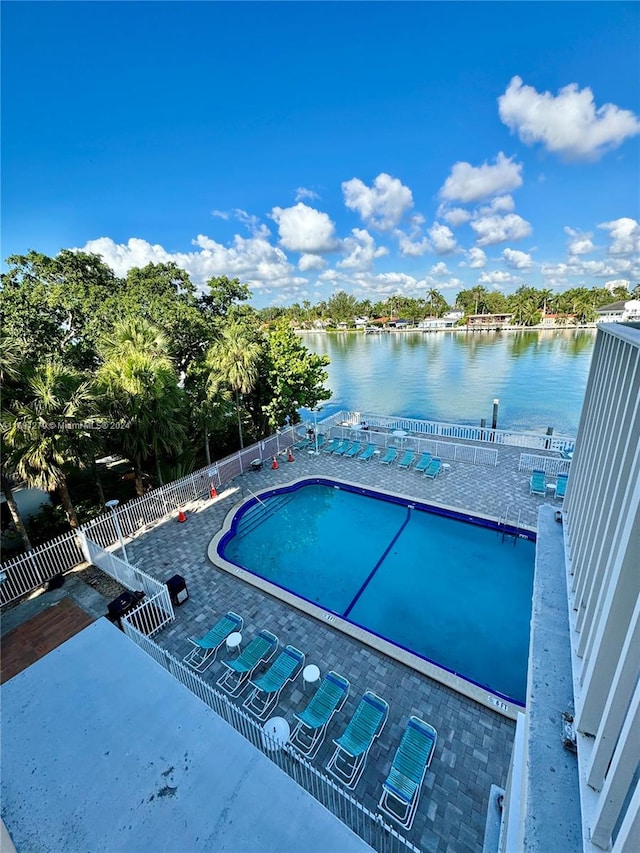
[326,691,389,789]
[323,437,341,454]
[530,469,546,496]
[183,611,243,672]
[344,442,362,458]
[290,671,350,758]
[380,446,398,465]
[314,434,326,452]
[378,716,437,830]
[243,645,305,720]
[398,449,415,469]
[555,473,568,500]
[293,434,311,450]
[414,452,432,473]
[358,444,376,461]
[216,629,279,696]
[333,439,352,456]
[423,458,442,479]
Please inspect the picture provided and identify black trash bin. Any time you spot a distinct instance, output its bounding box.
[107,590,145,630]
[166,574,189,606]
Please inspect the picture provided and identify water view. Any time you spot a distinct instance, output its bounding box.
[302,329,596,436]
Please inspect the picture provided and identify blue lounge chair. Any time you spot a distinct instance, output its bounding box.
[293,434,310,450]
[344,442,362,458]
[555,472,568,500]
[323,437,341,454]
[530,469,546,495]
[380,446,398,465]
[378,716,437,830]
[326,691,389,789]
[333,439,352,456]
[414,452,432,473]
[424,458,442,479]
[358,444,376,461]
[216,629,279,696]
[183,611,243,672]
[243,645,305,720]
[398,449,415,469]
[314,434,326,452]
[290,671,350,758]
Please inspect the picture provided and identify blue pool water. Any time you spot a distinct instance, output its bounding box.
[218,480,535,704]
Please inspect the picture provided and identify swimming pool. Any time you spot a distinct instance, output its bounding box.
[213,479,535,706]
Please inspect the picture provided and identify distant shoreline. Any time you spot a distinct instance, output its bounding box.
[296,324,598,334]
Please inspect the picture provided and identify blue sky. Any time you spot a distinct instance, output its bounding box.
[2,1,639,307]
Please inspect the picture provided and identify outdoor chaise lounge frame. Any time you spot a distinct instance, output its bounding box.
[216,629,279,696]
[358,444,376,462]
[333,439,353,456]
[378,715,437,830]
[380,446,398,465]
[530,469,546,496]
[326,691,389,789]
[290,671,350,759]
[323,437,342,454]
[183,611,243,672]
[397,449,415,469]
[555,472,568,500]
[423,457,442,479]
[294,435,310,450]
[344,442,362,458]
[414,452,432,473]
[243,645,305,721]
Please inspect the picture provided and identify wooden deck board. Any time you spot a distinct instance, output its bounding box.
[1,597,95,684]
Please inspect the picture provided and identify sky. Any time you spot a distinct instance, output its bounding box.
[2,1,639,308]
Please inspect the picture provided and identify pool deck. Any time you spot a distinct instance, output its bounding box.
[121,442,555,852]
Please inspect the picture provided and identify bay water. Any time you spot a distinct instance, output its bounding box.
[301,328,596,437]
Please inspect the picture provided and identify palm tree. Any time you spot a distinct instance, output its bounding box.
[206,323,262,449]
[2,364,99,529]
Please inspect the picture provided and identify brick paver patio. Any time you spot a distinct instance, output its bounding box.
[119,438,555,852]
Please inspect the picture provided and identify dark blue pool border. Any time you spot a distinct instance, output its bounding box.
[217,477,535,707]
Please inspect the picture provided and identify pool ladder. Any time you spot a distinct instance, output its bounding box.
[498,505,522,545]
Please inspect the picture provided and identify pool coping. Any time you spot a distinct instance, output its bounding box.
[208,475,535,720]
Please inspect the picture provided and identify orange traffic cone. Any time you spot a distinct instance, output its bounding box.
[210,485,218,498]
[177,508,187,523]
[272,456,279,470]
[288,449,294,462]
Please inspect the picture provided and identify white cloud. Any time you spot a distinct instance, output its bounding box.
[541,255,639,280]
[439,153,523,203]
[211,210,229,220]
[471,213,532,246]
[270,202,338,253]
[466,247,487,269]
[337,228,388,271]
[428,222,457,254]
[342,173,414,231]
[478,270,518,287]
[565,227,595,256]
[479,195,515,215]
[498,76,640,160]
[598,217,640,255]
[298,254,327,272]
[395,230,431,257]
[429,262,450,276]
[295,187,320,202]
[438,206,472,226]
[502,248,533,270]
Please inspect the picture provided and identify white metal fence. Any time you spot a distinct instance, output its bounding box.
[0,530,84,606]
[122,618,420,853]
[518,453,572,476]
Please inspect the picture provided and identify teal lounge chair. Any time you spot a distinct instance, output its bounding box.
[358,444,376,461]
[216,629,279,696]
[380,446,398,465]
[344,442,362,458]
[398,449,415,469]
[294,434,310,450]
[323,437,341,454]
[314,434,326,452]
[183,611,243,672]
[326,691,389,789]
[290,671,350,758]
[414,452,432,473]
[555,472,568,500]
[530,469,546,495]
[243,645,305,720]
[378,716,437,830]
[333,439,352,456]
[424,458,442,479]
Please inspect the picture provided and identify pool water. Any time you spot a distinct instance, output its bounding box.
[218,481,535,704]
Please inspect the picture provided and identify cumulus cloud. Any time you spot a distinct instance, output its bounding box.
[466,247,487,268]
[478,270,518,288]
[498,76,640,160]
[270,202,338,253]
[342,173,414,231]
[502,248,533,270]
[429,262,450,276]
[565,227,595,256]
[598,217,640,254]
[471,213,532,246]
[295,187,320,202]
[440,206,472,227]
[395,231,431,257]
[211,209,230,220]
[479,195,515,215]
[541,255,639,281]
[298,254,327,272]
[428,222,457,254]
[439,153,523,203]
[337,228,388,271]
